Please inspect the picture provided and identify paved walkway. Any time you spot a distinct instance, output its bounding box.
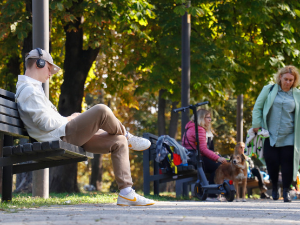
[1,199,300,224]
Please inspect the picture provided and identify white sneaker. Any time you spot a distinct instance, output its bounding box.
[127,133,151,151]
[117,190,155,206]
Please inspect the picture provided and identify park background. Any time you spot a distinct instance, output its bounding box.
[0,0,300,195]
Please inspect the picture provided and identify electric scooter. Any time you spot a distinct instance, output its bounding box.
[174,101,236,202]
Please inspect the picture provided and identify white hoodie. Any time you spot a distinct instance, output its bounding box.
[16,75,68,142]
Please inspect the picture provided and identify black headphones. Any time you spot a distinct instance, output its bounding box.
[36,48,46,68]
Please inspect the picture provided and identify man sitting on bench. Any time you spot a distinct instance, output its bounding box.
[15,48,155,206]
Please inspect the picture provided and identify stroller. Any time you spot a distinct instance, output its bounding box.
[174,101,235,201]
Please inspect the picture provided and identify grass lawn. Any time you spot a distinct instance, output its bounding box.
[0,191,197,213]
[0,191,262,213]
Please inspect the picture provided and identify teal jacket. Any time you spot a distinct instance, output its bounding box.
[252,83,300,181]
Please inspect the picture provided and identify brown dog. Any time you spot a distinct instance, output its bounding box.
[214,154,247,201]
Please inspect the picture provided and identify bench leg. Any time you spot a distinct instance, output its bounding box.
[176,177,197,198]
[2,165,13,202]
[176,180,183,198]
[0,133,2,197]
[247,187,253,197]
[143,149,150,195]
[182,182,189,197]
[2,135,13,202]
[154,161,159,195]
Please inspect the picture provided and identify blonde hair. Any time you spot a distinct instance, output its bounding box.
[234,142,245,155]
[190,109,211,131]
[274,65,300,88]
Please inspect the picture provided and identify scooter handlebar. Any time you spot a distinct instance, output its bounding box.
[195,101,209,107]
[173,107,186,113]
[173,101,209,113]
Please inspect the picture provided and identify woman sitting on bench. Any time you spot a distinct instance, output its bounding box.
[182,108,227,185]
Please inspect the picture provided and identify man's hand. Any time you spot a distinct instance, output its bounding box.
[253,127,259,133]
[217,157,227,164]
[67,112,81,122]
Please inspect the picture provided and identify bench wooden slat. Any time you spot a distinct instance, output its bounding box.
[160,165,196,174]
[41,142,53,152]
[0,97,17,110]
[31,142,62,161]
[41,141,70,160]
[188,165,195,170]
[3,146,12,156]
[51,140,93,159]
[0,105,19,118]
[32,142,43,152]
[0,150,66,167]
[12,145,23,155]
[0,88,15,101]
[0,114,23,128]
[12,157,88,174]
[30,142,63,161]
[23,143,34,154]
[0,122,28,138]
[7,141,92,161]
[149,170,197,182]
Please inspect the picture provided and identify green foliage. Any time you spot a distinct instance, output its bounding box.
[125,0,300,155]
[174,5,187,16]
[2,0,300,192]
[0,193,118,212]
[0,0,30,91]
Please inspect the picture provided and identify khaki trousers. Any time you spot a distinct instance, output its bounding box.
[62,104,133,190]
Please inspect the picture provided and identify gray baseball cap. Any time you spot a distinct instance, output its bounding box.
[25,49,61,74]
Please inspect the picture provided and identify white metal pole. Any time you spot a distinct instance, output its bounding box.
[32,0,49,198]
[237,94,244,142]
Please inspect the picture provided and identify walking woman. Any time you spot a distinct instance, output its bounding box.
[252,65,300,202]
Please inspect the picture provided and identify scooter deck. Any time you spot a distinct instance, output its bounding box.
[202,184,222,189]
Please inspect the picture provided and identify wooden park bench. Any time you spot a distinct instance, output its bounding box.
[0,88,93,202]
[246,177,272,197]
[143,133,197,198]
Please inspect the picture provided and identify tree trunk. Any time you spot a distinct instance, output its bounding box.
[90,154,103,191]
[158,89,166,136]
[21,0,32,73]
[5,55,20,92]
[11,1,34,194]
[49,14,100,193]
[169,101,179,139]
[14,168,32,193]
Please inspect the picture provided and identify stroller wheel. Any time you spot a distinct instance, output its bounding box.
[223,182,235,202]
[194,182,208,201]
